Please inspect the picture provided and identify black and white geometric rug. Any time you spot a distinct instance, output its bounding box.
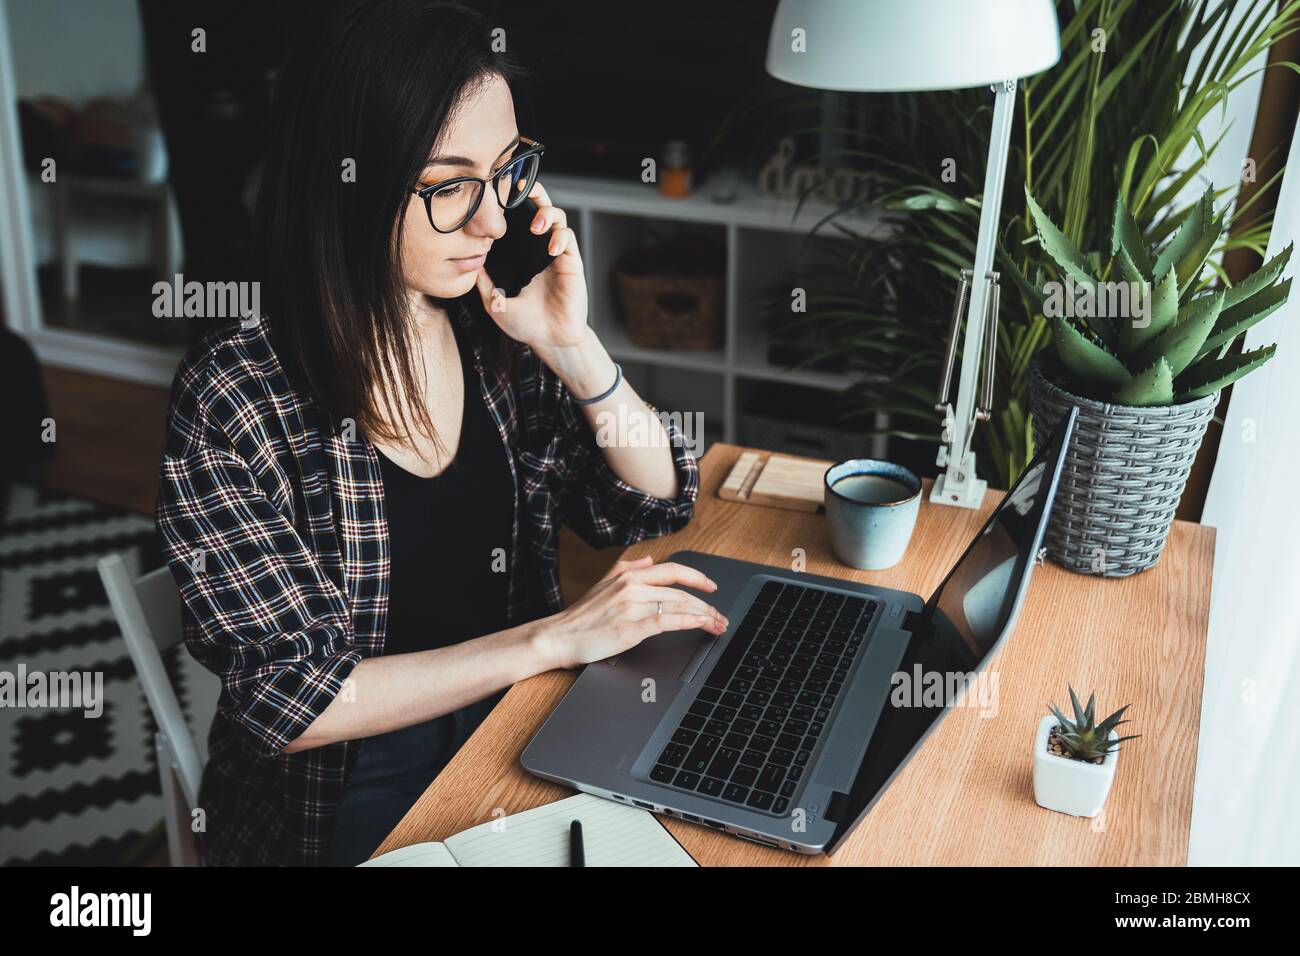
[0,481,213,866]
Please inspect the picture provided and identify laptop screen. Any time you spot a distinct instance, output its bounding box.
[921,405,1077,662]
[825,407,1077,851]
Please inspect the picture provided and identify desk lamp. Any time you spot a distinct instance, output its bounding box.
[766,0,1061,508]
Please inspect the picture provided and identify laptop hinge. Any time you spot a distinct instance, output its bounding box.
[824,788,852,826]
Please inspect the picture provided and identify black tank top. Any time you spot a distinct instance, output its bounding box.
[376,317,513,656]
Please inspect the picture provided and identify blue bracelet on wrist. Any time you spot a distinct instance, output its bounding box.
[572,363,623,406]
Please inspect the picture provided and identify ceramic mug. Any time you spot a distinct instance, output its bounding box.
[823,459,922,570]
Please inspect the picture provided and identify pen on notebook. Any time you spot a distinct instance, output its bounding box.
[569,819,584,867]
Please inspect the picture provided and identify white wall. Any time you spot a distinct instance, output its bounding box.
[1177,1,1269,222]
[4,0,143,103]
[1184,0,1300,867]
[1193,120,1300,867]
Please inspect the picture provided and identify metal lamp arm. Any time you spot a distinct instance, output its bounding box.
[930,79,1017,509]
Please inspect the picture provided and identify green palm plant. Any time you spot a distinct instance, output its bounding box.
[751,0,1300,488]
[1027,185,1291,405]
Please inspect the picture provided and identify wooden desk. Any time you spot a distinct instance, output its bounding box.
[376,443,1215,866]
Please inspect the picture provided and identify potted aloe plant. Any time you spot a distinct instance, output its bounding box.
[1033,687,1139,818]
[1023,185,1292,575]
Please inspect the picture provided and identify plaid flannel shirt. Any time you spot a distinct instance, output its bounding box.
[155,301,699,866]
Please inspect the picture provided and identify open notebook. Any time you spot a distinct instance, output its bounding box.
[360,793,697,867]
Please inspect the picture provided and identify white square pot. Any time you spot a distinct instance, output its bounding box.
[1032,714,1118,817]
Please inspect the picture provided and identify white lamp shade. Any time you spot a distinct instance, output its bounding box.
[766,0,1061,92]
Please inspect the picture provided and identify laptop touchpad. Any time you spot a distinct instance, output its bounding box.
[605,627,713,678]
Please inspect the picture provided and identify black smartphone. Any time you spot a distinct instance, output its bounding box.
[484,196,558,297]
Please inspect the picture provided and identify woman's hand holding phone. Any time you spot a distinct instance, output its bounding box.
[473,179,588,350]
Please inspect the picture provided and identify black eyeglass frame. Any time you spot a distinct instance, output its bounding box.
[411,135,546,233]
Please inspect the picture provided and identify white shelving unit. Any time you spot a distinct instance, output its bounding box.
[3,168,894,437]
[544,172,891,451]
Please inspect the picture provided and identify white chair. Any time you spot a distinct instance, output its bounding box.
[98,554,217,866]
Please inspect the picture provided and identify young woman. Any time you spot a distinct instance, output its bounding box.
[155,0,728,867]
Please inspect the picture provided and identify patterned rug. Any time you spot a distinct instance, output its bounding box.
[0,481,214,865]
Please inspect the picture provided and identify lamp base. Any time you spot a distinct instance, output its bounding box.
[930,470,988,509]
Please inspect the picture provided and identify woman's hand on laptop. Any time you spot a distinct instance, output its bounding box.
[535,556,729,669]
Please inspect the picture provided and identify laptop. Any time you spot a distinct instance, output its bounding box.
[521,407,1078,854]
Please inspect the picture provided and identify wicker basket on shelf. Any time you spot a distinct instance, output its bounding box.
[613,236,724,350]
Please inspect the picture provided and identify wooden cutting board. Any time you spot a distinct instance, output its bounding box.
[717,451,829,513]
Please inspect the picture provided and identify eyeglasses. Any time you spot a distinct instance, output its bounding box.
[410,135,546,233]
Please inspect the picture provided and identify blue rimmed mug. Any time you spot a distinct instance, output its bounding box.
[823,459,922,570]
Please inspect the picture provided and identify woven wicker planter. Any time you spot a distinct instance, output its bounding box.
[1028,350,1219,576]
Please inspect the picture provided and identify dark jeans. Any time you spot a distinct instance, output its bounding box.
[328,691,503,866]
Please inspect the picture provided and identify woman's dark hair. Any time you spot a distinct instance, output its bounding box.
[255,0,533,445]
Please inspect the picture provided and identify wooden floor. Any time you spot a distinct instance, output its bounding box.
[40,366,171,516]
[38,364,616,604]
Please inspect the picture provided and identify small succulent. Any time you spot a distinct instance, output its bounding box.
[1022,184,1291,406]
[1047,686,1140,763]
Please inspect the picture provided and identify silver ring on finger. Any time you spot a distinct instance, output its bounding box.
[656,600,663,616]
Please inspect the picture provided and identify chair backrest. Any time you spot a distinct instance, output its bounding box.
[98,554,210,806]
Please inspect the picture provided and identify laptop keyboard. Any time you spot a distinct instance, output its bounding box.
[648,580,878,816]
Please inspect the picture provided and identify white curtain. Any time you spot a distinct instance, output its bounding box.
[1191,125,1300,865]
